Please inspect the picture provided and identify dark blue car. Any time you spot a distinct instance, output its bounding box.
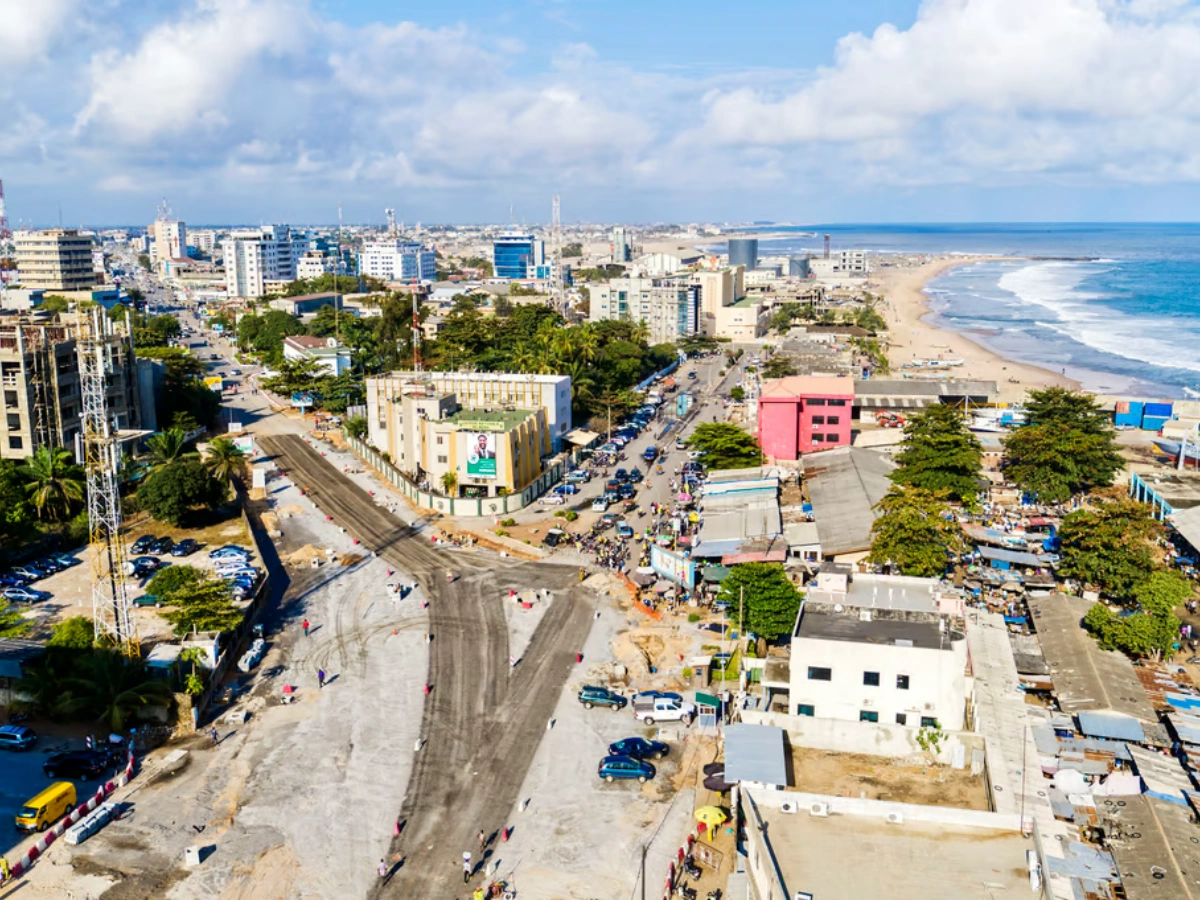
[598,755,655,783]
[608,737,669,760]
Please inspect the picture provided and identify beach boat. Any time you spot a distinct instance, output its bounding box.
[968,409,1027,432]
[1152,439,1200,465]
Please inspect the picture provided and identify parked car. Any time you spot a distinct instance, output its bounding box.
[132,593,164,608]
[131,556,165,573]
[633,690,684,703]
[687,371,698,379]
[148,537,175,555]
[171,539,198,557]
[540,494,566,506]
[614,469,630,483]
[628,469,644,483]
[48,553,81,568]
[591,498,610,513]
[0,573,28,587]
[609,737,670,760]
[616,521,634,538]
[0,724,37,751]
[598,513,617,529]
[209,545,250,561]
[598,755,655,784]
[2,587,46,603]
[565,470,590,484]
[578,685,627,710]
[553,483,580,496]
[43,750,109,780]
[130,535,157,554]
[616,484,636,501]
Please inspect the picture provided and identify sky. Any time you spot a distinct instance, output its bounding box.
[6,0,1200,226]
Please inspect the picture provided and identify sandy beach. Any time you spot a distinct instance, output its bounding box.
[871,256,1080,404]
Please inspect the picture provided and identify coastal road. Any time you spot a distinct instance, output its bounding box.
[254,435,594,898]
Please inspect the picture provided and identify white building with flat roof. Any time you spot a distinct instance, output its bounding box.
[589,276,699,344]
[222,225,305,298]
[366,370,572,451]
[787,566,967,730]
[360,240,436,283]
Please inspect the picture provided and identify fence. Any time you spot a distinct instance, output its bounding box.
[344,433,565,518]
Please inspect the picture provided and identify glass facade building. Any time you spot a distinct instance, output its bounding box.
[493,234,537,279]
[727,238,759,270]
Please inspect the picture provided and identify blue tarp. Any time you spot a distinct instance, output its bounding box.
[1076,710,1146,743]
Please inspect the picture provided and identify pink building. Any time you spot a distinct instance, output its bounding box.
[757,375,855,460]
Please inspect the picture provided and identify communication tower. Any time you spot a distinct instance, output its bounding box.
[80,308,137,656]
[157,197,173,222]
[385,208,396,235]
[551,194,562,311]
[0,179,10,239]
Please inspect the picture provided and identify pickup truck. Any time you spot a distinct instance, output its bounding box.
[632,696,696,726]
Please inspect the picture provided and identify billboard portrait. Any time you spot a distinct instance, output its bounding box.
[466,432,497,479]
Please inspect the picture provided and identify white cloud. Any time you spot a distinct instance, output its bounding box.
[0,0,76,67]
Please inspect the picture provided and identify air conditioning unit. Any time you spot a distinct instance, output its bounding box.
[809,802,830,817]
[886,811,905,825]
[780,800,798,814]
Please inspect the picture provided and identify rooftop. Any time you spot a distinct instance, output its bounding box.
[852,378,998,408]
[444,407,535,431]
[760,374,855,399]
[729,294,760,308]
[803,446,895,556]
[797,603,963,650]
[724,723,787,787]
[1099,794,1200,900]
[803,572,941,613]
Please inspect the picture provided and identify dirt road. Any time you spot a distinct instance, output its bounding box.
[257,435,594,897]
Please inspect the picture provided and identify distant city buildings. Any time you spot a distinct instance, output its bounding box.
[492,233,545,279]
[811,249,868,279]
[589,277,700,345]
[282,334,351,376]
[297,250,336,280]
[360,239,436,283]
[267,292,342,317]
[14,229,97,291]
[222,225,306,298]
[695,266,744,337]
[188,229,217,255]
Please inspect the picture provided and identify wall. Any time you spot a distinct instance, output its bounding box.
[739,709,985,766]
[758,396,800,461]
[799,395,853,453]
[745,786,1020,831]
[345,432,564,518]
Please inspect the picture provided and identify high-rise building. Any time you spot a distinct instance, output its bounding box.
[14,230,97,291]
[694,266,745,336]
[727,238,759,270]
[221,225,305,298]
[611,227,631,263]
[149,219,186,269]
[360,239,437,282]
[492,233,545,279]
[590,277,700,345]
[189,229,217,255]
[297,250,336,280]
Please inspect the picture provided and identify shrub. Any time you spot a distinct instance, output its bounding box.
[687,613,701,623]
[495,529,510,537]
[499,518,517,527]
[563,510,579,522]
[682,667,694,678]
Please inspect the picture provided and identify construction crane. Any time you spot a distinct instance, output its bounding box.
[80,308,137,657]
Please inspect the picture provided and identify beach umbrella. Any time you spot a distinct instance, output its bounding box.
[677,492,692,501]
[694,806,728,827]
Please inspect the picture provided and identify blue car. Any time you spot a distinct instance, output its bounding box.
[598,755,655,783]
[609,737,670,760]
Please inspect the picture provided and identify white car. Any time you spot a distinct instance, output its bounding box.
[541,494,566,506]
[591,498,609,513]
[688,450,706,459]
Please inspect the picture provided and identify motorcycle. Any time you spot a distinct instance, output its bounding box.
[683,856,702,880]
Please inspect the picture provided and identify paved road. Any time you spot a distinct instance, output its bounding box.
[255,434,594,897]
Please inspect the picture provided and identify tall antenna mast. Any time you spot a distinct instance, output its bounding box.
[412,275,422,373]
[385,208,396,236]
[551,194,562,312]
[336,201,343,288]
[0,179,10,239]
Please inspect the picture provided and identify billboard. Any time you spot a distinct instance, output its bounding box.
[203,375,224,392]
[651,545,696,588]
[465,432,497,479]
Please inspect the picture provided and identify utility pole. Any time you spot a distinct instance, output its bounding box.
[640,842,647,900]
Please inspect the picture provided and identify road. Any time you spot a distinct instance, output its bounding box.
[255,434,595,897]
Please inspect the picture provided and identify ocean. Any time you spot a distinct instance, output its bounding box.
[747,224,1200,399]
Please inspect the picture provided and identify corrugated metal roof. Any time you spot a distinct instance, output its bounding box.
[1167,712,1200,746]
[977,545,1045,567]
[1076,710,1146,743]
[724,723,788,787]
[1128,745,1196,805]
[803,446,895,556]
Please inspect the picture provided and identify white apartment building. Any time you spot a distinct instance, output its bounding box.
[590,277,700,344]
[786,567,967,731]
[297,250,336,280]
[366,370,572,451]
[694,266,744,337]
[810,250,869,280]
[150,220,187,269]
[282,335,351,377]
[14,229,97,291]
[189,229,217,255]
[360,240,436,283]
[222,225,305,298]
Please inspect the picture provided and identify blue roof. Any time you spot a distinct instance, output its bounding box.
[1076,710,1146,743]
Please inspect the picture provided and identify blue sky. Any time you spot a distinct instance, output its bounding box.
[5,0,1200,226]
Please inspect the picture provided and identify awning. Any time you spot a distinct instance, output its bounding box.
[702,566,731,583]
[564,429,600,447]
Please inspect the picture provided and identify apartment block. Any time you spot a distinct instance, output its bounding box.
[694,266,745,337]
[189,229,217,255]
[360,240,436,283]
[589,277,700,344]
[222,225,305,298]
[14,230,97,291]
[149,219,187,270]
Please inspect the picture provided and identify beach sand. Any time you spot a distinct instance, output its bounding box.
[872,256,1080,404]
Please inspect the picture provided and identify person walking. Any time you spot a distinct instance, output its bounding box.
[462,851,472,883]
[209,726,219,747]
[477,829,486,850]
[378,859,387,880]
[302,618,310,638]
[317,668,326,689]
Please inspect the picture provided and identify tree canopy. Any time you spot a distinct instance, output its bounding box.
[137,459,225,526]
[0,603,30,639]
[20,447,85,522]
[1057,496,1160,598]
[685,423,764,470]
[868,486,962,577]
[891,405,983,505]
[1002,388,1123,502]
[159,574,245,636]
[718,563,804,641]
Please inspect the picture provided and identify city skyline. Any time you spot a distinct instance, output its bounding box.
[6,0,1200,225]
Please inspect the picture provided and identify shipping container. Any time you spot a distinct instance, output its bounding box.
[1145,402,1174,418]
[1142,416,1170,432]
[1115,400,1143,428]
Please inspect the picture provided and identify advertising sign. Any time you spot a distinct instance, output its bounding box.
[466,432,497,479]
[232,435,254,455]
[204,375,224,392]
[650,545,696,588]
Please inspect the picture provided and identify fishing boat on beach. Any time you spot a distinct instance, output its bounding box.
[1152,438,1200,466]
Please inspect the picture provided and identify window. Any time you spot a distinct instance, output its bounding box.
[921,717,938,729]
[437,455,447,464]
[807,398,827,406]
[896,675,910,690]
[827,416,840,425]
[811,434,824,443]
[828,398,847,406]
[6,414,18,429]
[7,436,20,450]
[811,415,825,425]
[807,666,832,681]
[863,671,880,687]
[797,704,815,717]
[859,710,879,723]
[436,436,444,445]
[895,713,907,726]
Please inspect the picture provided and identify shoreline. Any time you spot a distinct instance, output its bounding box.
[871,256,1080,404]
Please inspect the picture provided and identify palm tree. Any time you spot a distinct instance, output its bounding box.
[146,427,196,470]
[441,471,458,497]
[60,651,171,733]
[19,446,85,522]
[204,437,247,484]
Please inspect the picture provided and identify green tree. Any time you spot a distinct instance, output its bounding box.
[41,294,70,314]
[1057,497,1160,597]
[137,253,151,270]
[0,602,31,639]
[46,616,95,649]
[146,564,206,599]
[891,405,983,505]
[729,386,746,402]
[561,242,583,258]
[1003,388,1122,502]
[60,651,171,732]
[146,427,197,470]
[1083,602,1180,659]
[160,577,245,636]
[441,471,458,496]
[868,486,962,577]
[204,436,247,486]
[1134,570,1195,616]
[19,446,85,522]
[718,563,804,641]
[345,415,368,440]
[760,356,798,379]
[0,458,33,547]
[138,459,225,526]
[685,423,764,469]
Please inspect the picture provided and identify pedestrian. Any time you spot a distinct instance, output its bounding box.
[302,618,310,637]
[317,668,326,689]
[210,726,219,747]
[477,829,486,849]
[462,850,472,883]
[378,859,387,879]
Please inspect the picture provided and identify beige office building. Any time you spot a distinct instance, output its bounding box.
[694,266,745,336]
[15,230,97,291]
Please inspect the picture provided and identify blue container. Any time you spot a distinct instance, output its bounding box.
[1145,402,1174,418]
[1142,416,1169,431]
[1115,401,1144,427]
